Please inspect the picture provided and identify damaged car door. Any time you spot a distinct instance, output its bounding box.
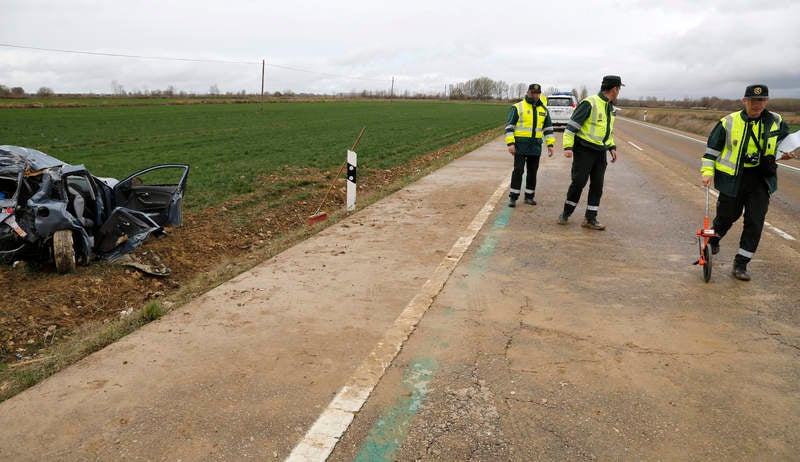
[112,164,189,227]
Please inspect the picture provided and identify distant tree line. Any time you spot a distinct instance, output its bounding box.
[2,78,799,112]
[446,77,584,101]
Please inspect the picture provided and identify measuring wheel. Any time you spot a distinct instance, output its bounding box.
[702,244,712,283]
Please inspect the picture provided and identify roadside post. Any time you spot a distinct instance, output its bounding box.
[347,150,357,211]
[306,127,366,226]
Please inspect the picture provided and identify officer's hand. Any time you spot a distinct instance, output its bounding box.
[564,149,573,158]
[610,149,618,163]
[702,175,712,186]
[508,145,516,156]
[547,146,554,157]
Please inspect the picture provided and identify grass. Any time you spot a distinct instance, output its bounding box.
[0,127,500,403]
[0,100,505,209]
[0,99,505,402]
[622,107,800,136]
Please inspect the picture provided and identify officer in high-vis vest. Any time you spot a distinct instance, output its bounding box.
[701,84,792,281]
[504,83,555,207]
[558,75,623,230]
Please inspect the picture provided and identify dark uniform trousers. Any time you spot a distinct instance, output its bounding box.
[563,143,607,219]
[509,153,541,199]
[713,168,770,265]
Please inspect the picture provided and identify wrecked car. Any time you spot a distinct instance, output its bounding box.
[0,145,189,273]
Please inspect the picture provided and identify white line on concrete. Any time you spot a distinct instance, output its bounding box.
[627,141,643,151]
[621,118,798,242]
[285,175,511,462]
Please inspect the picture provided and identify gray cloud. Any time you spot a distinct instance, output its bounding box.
[2,0,799,99]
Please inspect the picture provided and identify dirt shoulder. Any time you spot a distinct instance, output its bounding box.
[0,128,499,399]
[0,134,512,461]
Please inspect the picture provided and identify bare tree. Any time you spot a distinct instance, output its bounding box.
[512,83,527,99]
[37,87,54,97]
[580,85,588,100]
[111,80,125,96]
[11,87,24,97]
[495,80,509,99]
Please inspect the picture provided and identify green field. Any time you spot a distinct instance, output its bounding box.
[0,100,505,208]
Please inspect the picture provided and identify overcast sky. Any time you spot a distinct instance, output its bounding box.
[2,0,799,100]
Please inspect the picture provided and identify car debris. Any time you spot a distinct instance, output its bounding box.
[0,145,188,273]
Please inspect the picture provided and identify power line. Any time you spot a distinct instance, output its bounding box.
[266,62,388,82]
[0,43,258,65]
[0,43,390,83]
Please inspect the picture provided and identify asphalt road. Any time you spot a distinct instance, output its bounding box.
[1,119,798,461]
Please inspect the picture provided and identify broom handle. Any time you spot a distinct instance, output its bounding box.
[313,160,347,216]
[351,126,366,151]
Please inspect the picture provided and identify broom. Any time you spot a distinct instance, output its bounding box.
[307,127,366,225]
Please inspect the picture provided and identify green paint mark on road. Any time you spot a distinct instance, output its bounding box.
[471,205,511,273]
[356,189,510,459]
[354,357,439,462]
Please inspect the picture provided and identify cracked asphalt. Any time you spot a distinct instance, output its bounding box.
[331,120,800,461]
[1,119,798,460]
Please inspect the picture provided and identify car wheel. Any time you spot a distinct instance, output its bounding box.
[53,229,76,274]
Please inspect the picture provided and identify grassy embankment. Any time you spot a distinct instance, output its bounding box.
[0,99,507,400]
[621,106,800,136]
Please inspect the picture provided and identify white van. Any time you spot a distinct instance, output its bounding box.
[546,92,578,128]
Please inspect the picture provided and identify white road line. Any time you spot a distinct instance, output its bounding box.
[706,184,796,241]
[765,223,797,241]
[621,118,798,242]
[627,141,643,151]
[621,117,799,173]
[285,175,511,462]
[621,117,706,144]
[777,162,800,173]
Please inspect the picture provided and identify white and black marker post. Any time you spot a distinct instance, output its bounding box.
[346,127,366,212]
[346,149,357,211]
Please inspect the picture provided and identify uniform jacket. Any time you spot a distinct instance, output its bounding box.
[701,109,789,196]
[505,97,555,156]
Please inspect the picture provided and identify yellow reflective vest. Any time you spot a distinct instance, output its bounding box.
[701,110,784,195]
[504,99,555,146]
[563,94,615,150]
[701,111,782,175]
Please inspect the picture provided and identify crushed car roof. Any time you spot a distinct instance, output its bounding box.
[0,145,66,174]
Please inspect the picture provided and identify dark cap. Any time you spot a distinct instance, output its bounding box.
[528,83,542,93]
[744,84,769,98]
[601,75,624,89]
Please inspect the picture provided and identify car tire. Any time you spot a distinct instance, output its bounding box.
[53,230,76,274]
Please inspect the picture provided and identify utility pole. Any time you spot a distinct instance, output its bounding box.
[260,59,265,112]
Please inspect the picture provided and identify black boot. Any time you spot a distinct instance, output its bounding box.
[709,237,720,255]
[732,260,751,281]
